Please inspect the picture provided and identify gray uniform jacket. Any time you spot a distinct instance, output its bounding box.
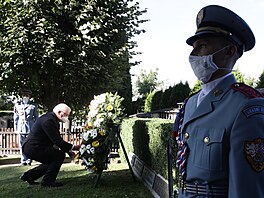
[14,100,38,134]
[178,74,264,198]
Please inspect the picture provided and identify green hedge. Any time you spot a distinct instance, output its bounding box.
[119,118,176,179]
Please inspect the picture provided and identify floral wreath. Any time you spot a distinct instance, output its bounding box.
[79,92,125,173]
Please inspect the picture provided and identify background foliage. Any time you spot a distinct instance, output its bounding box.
[0,0,147,113]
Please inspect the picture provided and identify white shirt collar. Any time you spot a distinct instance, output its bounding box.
[201,73,234,95]
[197,73,234,106]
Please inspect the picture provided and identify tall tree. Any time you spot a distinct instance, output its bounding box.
[0,0,147,111]
[144,91,155,113]
[159,86,172,109]
[134,68,161,99]
[244,76,257,87]
[151,90,163,111]
[233,67,245,83]
[169,82,191,107]
[256,70,264,89]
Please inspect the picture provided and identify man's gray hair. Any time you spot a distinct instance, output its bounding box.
[53,103,71,114]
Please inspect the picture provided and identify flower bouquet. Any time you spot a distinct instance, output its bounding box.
[79,92,125,173]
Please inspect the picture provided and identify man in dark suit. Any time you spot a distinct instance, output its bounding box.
[20,103,80,187]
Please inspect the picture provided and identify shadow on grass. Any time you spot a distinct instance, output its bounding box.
[0,155,20,165]
[0,162,153,198]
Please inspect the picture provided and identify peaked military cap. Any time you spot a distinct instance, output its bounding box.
[186,5,255,56]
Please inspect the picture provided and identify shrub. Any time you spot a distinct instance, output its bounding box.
[120,118,175,179]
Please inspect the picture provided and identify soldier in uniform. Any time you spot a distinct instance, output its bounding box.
[174,5,264,198]
[14,89,38,165]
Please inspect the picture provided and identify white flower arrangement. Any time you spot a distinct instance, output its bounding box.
[79,92,125,173]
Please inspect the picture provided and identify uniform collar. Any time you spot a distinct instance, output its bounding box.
[185,74,237,125]
[197,73,235,106]
[201,73,234,96]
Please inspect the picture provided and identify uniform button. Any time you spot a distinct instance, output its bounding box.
[214,89,223,97]
[184,132,189,139]
[204,136,210,144]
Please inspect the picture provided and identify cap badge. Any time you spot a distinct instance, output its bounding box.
[244,138,264,172]
[196,8,204,26]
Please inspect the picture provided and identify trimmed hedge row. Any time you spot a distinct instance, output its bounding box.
[120,118,176,179]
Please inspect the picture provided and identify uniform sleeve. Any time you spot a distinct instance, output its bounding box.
[13,104,19,131]
[229,98,264,198]
[42,118,73,152]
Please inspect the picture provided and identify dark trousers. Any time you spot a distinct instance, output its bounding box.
[22,144,65,182]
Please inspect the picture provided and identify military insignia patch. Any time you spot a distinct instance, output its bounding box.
[243,105,264,118]
[244,138,264,172]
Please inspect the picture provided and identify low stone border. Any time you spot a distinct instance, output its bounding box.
[129,152,169,198]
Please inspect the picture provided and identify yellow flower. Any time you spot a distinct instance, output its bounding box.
[92,140,100,147]
[87,121,93,127]
[106,104,113,111]
[92,166,97,171]
[100,129,105,136]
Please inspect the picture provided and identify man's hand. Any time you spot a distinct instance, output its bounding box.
[73,144,81,151]
[67,149,80,163]
[67,150,76,159]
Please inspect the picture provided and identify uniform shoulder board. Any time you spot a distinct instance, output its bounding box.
[231,83,263,98]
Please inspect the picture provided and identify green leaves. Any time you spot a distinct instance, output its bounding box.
[0,0,147,111]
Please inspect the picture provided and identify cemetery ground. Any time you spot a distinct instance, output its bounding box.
[0,155,153,198]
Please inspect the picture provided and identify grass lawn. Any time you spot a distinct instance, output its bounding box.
[0,156,153,198]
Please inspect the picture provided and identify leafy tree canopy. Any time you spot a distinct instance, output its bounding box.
[0,0,147,112]
[134,68,161,99]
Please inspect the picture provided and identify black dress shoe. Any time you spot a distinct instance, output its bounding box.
[41,181,63,187]
[20,173,39,185]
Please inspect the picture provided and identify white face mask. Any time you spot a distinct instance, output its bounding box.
[189,46,232,83]
[22,97,29,104]
[61,116,69,123]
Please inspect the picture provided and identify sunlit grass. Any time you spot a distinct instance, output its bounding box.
[0,157,153,198]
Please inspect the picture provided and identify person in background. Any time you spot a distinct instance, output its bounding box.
[20,103,80,187]
[174,5,264,198]
[14,88,38,166]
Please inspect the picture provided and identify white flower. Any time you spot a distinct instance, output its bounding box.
[88,109,98,118]
[86,144,91,150]
[91,130,97,138]
[83,133,89,141]
[80,149,86,155]
[108,112,113,117]
[95,93,106,104]
[80,145,86,155]
[90,147,95,154]
[94,117,104,127]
